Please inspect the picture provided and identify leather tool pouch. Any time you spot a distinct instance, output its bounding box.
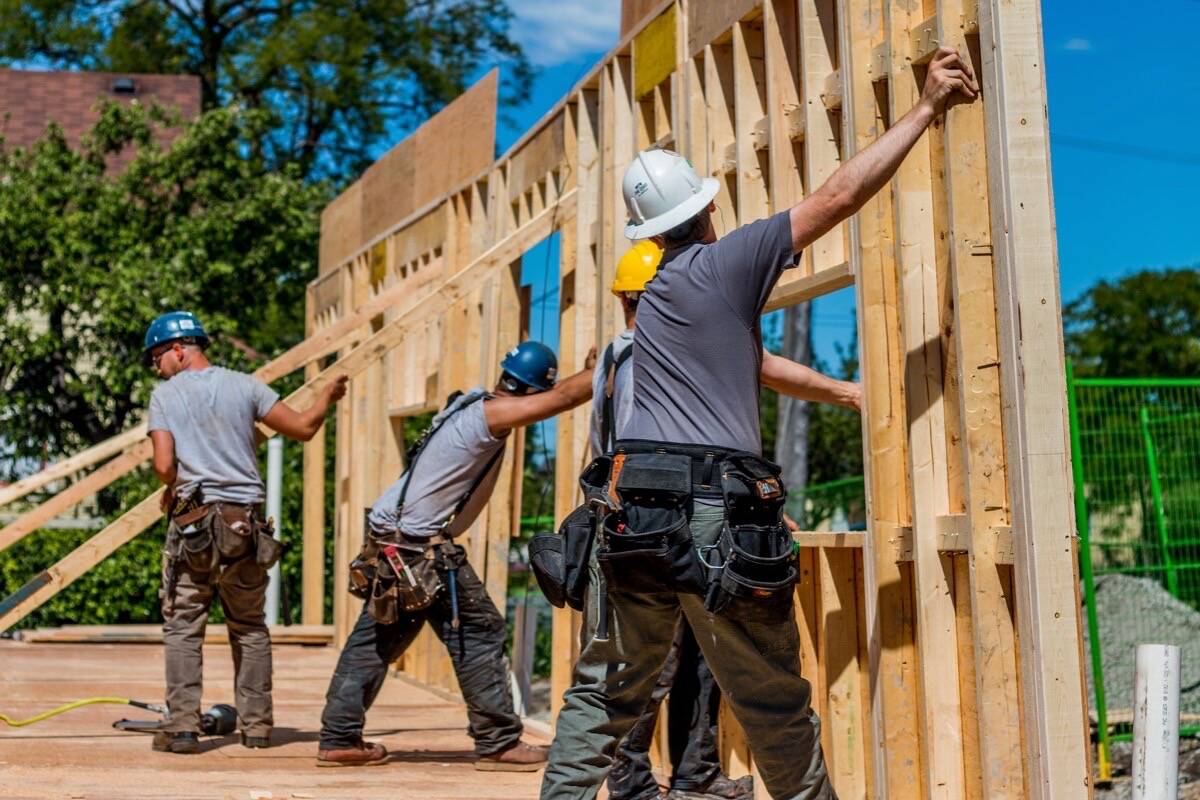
[352,510,444,622]
[597,453,705,596]
[253,517,283,570]
[529,457,609,611]
[214,504,255,562]
[704,455,797,618]
[171,504,216,572]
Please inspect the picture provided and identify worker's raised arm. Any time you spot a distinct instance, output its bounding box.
[260,374,348,442]
[483,350,598,436]
[788,46,978,253]
[761,351,861,412]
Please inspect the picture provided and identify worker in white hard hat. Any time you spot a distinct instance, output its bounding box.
[542,45,976,800]
[582,243,859,800]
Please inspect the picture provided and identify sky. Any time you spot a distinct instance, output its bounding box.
[494,0,1200,373]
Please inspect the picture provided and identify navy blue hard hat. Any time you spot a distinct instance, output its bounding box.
[499,341,558,392]
[143,311,211,358]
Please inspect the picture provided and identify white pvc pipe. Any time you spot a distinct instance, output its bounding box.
[1133,643,1180,800]
[264,437,284,627]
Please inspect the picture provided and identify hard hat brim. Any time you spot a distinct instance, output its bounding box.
[624,178,720,241]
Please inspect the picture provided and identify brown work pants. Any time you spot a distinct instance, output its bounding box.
[160,547,273,737]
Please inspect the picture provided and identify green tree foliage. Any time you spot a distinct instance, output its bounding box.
[0,101,325,476]
[0,0,532,178]
[1064,267,1200,378]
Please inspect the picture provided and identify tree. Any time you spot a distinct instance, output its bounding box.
[0,0,533,179]
[1063,267,1200,378]
[0,100,327,480]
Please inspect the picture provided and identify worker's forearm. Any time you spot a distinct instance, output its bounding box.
[824,102,936,212]
[762,356,857,409]
[550,369,596,410]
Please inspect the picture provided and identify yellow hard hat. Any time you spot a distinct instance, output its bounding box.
[611,241,663,295]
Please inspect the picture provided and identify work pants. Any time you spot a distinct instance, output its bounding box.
[606,619,722,799]
[160,550,273,737]
[319,545,524,755]
[542,503,834,800]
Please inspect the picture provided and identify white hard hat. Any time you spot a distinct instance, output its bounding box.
[622,148,719,240]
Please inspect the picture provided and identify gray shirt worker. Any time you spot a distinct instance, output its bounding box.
[368,388,509,539]
[147,366,280,505]
[589,328,635,459]
[624,211,796,454]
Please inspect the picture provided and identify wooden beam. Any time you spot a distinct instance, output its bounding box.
[793,530,866,549]
[841,0,924,792]
[0,277,413,515]
[764,261,854,312]
[978,0,1092,794]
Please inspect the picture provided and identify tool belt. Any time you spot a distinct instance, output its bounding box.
[348,512,453,624]
[544,441,798,626]
[167,495,281,575]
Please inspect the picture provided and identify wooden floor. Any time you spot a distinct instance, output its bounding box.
[0,640,548,800]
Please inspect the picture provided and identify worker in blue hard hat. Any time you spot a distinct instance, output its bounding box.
[316,339,596,771]
[144,310,348,755]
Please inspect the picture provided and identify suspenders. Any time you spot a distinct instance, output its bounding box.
[599,341,634,455]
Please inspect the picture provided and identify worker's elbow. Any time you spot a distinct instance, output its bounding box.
[153,465,173,484]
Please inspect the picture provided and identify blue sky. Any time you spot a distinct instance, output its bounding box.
[496,0,1200,372]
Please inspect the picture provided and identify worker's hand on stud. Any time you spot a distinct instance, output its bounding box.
[584,346,598,371]
[323,374,349,403]
[920,46,980,112]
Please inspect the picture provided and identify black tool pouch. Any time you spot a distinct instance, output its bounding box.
[597,453,705,596]
[529,457,609,610]
[704,455,797,617]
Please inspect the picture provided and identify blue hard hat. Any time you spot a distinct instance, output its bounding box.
[143,311,211,358]
[499,341,558,392]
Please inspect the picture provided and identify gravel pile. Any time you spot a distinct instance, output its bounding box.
[1083,573,1200,717]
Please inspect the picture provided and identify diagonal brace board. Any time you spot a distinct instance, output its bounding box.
[0,189,577,633]
[0,278,417,513]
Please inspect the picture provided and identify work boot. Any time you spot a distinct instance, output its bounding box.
[474,740,549,772]
[151,731,199,754]
[241,732,270,749]
[316,740,387,767]
[666,774,754,800]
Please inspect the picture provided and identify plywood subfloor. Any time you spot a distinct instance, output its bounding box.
[0,640,547,800]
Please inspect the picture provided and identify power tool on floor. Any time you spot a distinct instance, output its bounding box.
[1,697,237,736]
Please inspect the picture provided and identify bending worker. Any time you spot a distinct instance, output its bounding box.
[145,311,347,754]
[587,246,860,800]
[542,46,976,799]
[316,341,597,770]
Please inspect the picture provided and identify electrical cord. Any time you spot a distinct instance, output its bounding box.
[0,697,166,727]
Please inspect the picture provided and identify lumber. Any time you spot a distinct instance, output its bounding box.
[841,0,924,794]
[17,623,333,645]
[0,275,413,519]
[978,0,1092,793]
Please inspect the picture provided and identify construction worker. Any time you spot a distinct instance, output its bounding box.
[316,341,598,770]
[542,46,976,799]
[587,245,860,800]
[145,311,348,754]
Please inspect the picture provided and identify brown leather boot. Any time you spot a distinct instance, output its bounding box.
[474,741,549,772]
[316,740,388,767]
[151,731,199,754]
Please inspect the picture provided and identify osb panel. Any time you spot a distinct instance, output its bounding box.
[318,181,362,274]
[506,114,566,202]
[320,70,497,273]
[633,4,677,99]
[687,0,761,57]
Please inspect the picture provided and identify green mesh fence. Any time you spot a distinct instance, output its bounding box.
[1067,364,1200,775]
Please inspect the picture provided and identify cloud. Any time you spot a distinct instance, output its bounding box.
[507,0,622,66]
[1064,37,1093,52]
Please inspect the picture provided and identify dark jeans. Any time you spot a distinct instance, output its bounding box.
[607,620,722,800]
[319,545,523,755]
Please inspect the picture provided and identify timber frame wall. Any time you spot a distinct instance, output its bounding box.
[0,0,1093,796]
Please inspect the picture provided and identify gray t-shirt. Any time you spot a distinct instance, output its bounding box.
[147,366,280,505]
[590,329,636,459]
[624,211,797,454]
[369,388,509,539]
